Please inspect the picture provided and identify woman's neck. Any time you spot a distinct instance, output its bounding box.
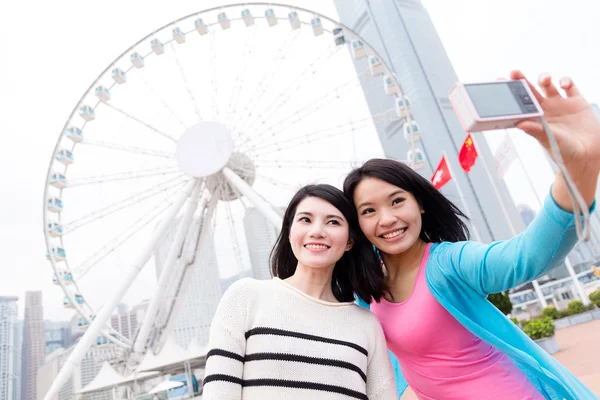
[285,263,337,302]
[382,239,428,282]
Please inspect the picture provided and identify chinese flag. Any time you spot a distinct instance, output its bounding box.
[431,155,451,190]
[459,134,478,172]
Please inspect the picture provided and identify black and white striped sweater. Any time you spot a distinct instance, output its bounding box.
[202,278,396,400]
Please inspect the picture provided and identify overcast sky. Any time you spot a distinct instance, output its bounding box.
[1,0,599,320]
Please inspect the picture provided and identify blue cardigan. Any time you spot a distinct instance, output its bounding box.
[358,193,597,400]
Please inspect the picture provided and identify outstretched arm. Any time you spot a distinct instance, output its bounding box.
[511,71,600,210]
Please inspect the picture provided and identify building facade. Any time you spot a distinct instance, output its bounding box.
[21,292,45,400]
[243,207,283,280]
[334,0,525,242]
[0,297,18,400]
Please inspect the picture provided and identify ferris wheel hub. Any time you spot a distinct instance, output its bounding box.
[175,121,233,177]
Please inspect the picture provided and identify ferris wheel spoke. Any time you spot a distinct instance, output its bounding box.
[66,166,180,187]
[81,139,175,159]
[229,28,302,134]
[170,42,205,122]
[223,200,245,275]
[223,25,259,130]
[62,175,189,234]
[102,102,178,142]
[254,173,300,192]
[248,107,395,157]
[72,184,188,280]
[240,70,369,152]
[254,159,354,170]
[209,28,220,121]
[234,42,340,147]
[140,74,186,128]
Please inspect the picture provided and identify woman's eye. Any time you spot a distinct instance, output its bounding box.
[361,208,375,215]
[299,217,310,223]
[327,220,340,225]
[392,197,405,206]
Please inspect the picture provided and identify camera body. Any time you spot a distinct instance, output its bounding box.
[449,80,543,132]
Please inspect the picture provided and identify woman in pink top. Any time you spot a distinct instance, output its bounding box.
[344,71,599,399]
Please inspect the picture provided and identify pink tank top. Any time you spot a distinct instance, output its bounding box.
[371,243,544,400]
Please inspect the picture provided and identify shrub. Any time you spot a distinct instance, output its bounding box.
[487,290,513,315]
[589,290,600,308]
[587,303,596,311]
[567,300,586,315]
[523,317,555,340]
[510,317,519,325]
[541,306,561,320]
[558,310,570,319]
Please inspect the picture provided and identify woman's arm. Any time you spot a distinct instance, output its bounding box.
[366,318,398,400]
[202,280,249,399]
[511,71,600,211]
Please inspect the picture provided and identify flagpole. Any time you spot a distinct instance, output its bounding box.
[442,151,482,242]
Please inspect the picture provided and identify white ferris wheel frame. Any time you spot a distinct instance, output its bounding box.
[42,3,422,399]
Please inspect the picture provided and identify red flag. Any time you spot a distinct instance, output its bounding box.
[431,155,451,190]
[459,133,478,172]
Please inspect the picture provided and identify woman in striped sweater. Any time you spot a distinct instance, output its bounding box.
[202,184,397,400]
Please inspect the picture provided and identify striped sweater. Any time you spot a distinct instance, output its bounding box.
[202,277,396,400]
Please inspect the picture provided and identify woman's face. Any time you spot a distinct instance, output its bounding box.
[289,196,352,270]
[353,177,423,255]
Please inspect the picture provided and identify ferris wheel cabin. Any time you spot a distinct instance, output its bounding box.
[95,86,111,102]
[55,149,73,165]
[172,27,186,44]
[384,75,399,96]
[79,105,95,121]
[47,197,63,213]
[395,96,411,118]
[288,11,301,30]
[369,55,384,76]
[403,121,421,143]
[241,9,254,27]
[311,16,323,36]
[52,271,73,285]
[47,222,63,237]
[65,126,83,142]
[151,39,164,55]
[112,68,126,84]
[195,18,208,35]
[218,12,230,30]
[130,52,145,68]
[49,172,67,189]
[46,247,66,262]
[351,40,366,60]
[265,9,277,27]
[407,149,425,170]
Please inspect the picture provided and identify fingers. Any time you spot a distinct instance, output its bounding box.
[515,120,545,141]
[510,70,544,103]
[538,73,561,98]
[559,76,580,98]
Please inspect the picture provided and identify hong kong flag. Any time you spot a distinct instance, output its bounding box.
[431,155,451,190]
[459,133,478,172]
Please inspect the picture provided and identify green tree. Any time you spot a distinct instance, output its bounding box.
[488,290,513,315]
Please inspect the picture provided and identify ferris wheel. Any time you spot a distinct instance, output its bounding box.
[42,3,423,397]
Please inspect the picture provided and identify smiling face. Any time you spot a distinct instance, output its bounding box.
[288,196,352,271]
[353,177,424,255]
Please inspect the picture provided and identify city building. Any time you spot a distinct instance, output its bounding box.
[335,0,525,244]
[21,292,45,400]
[335,0,600,315]
[243,207,283,280]
[44,321,71,356]
[155,215,222,348]
[0,297,18,400]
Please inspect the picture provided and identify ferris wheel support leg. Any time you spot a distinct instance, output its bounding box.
[42,179,198,400]
[221,167,283,228]
[133,182,204,355]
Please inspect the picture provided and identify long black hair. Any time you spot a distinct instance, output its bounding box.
[343,158,470,243]
[270,184,388,302]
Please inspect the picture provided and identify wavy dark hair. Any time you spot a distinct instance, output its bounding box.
[270,184,388,302]
[343,159,470,244]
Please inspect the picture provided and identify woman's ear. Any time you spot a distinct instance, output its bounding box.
[345,239,354,251]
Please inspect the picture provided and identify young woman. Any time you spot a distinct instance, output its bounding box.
[202,184,397,399]
[343,71,600,400]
